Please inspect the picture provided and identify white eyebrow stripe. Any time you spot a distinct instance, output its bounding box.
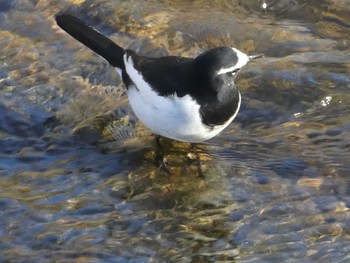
[217,48,250,75]
[217,66,239,75]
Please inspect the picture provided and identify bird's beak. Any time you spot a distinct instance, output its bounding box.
[248,54,264,61]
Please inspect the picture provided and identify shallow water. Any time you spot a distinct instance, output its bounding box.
[1,0,350,262]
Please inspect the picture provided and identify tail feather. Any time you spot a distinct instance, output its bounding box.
[56,14,125,68]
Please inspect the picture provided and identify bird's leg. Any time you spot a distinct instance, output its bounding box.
[190,143,205,178]
[154,135,171,175]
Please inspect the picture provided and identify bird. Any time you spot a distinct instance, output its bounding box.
[55,14,263,176]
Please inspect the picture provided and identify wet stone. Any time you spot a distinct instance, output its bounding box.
[229,210,245,222]
[252,172,270,184]
[314,196,345,213]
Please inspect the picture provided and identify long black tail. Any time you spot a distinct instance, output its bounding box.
[56,14,125,68]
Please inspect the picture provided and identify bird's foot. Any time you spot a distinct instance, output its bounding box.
[188,144,205,178]
[156,155,172,175]
[154,135,172,175]
[196,157,205,178]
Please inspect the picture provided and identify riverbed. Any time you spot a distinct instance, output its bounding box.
[1,0,350,262]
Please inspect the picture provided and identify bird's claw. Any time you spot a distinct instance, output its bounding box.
[157,158,172,176]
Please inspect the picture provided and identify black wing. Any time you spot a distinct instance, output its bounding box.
[129,52,194,97]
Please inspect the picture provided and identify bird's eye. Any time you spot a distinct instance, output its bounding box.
[231,68,240,75]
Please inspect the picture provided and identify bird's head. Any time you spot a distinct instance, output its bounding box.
[191,47,262,94]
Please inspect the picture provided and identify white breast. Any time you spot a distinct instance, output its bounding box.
[123,55,240,143]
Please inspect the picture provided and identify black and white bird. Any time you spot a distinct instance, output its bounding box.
[56,14,262,174]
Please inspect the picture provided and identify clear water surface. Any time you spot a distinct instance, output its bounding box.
[1,0,350,262]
